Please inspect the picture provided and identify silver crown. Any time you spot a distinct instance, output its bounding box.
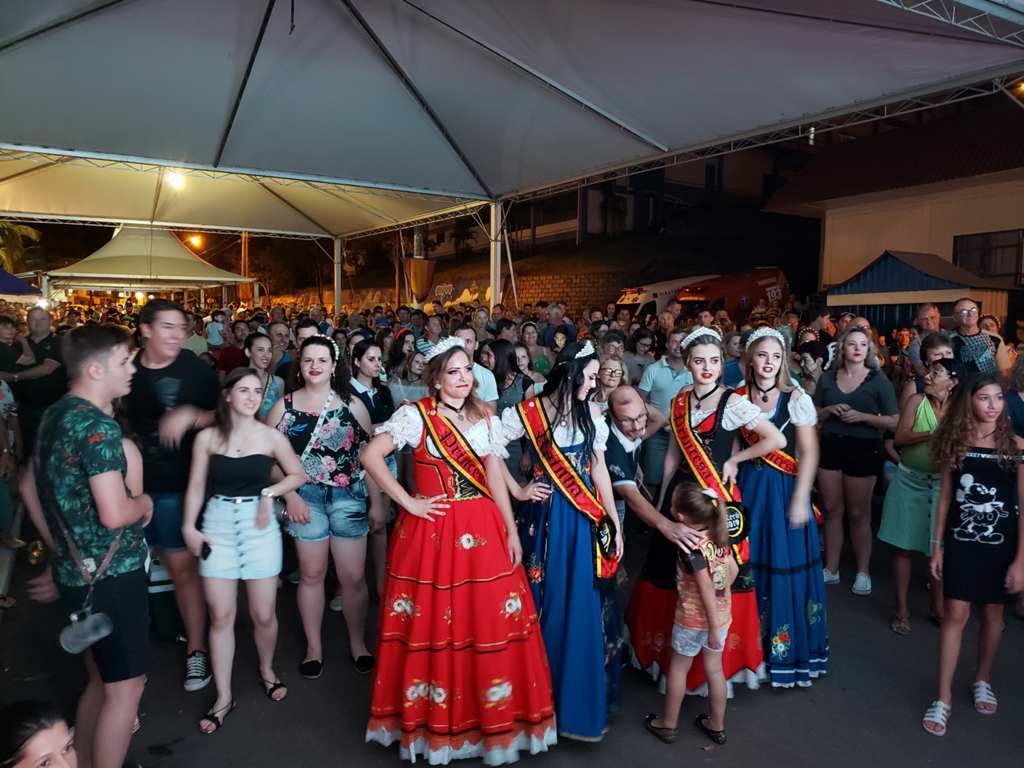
[681,326,721,349]
[574,340,596,359]
[745,326,787,351]
[423,336,466,361]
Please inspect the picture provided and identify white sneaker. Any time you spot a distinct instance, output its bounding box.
[328,595,343,612]
[822,568,840,585]
[852,572,872,595]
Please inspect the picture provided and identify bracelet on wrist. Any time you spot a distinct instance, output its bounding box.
[931,539,944,548]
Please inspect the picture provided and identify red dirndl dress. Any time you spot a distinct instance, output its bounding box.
[366,402,557,765]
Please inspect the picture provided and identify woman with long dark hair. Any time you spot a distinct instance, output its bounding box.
[498,340,625,741]
[182,368,305,732]
[922,374,1024,736]
[266,336,381,679]
[362,338,557,764]
[350,338,396,599]
[385,329,417,381]
[242,332,285,422]
[492,339,536,481]
[521,321,554,377]
[624,328,656,387]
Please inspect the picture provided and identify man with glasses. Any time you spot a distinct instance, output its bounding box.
[600,330,627,361]
[949,298,1011,375]
[605,387,700,551]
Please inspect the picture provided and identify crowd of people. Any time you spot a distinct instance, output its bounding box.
[1,291,1023,767]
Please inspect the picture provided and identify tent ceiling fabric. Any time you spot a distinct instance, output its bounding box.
[1,0,1023,238]
[47,226,252,290]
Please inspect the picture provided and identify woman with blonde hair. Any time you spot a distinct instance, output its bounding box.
[735,328,827,688]
[813,325,899,596]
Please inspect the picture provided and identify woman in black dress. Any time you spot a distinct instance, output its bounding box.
[922,374,1024,737]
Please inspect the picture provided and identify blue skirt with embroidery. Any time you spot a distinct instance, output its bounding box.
[517,482,622,741]
[738,462,829,688]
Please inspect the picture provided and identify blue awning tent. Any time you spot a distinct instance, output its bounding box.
[826,250,1013,332]
[0,266,41,299]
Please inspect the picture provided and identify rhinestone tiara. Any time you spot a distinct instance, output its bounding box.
[423,335,467,361]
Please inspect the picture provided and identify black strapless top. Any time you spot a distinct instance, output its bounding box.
[208,454,276,498]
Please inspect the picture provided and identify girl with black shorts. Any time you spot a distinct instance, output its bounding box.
[813,325,898,596]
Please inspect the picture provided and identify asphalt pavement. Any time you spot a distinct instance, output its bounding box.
[2,523,1023,768]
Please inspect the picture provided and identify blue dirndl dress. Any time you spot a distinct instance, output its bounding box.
[502,408,622,741]
[736,388,828,688]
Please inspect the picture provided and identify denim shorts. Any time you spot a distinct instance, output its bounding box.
[144,492,188,553]
[200,496,283,580]
[285,481,369,541]
[672,623,731,657]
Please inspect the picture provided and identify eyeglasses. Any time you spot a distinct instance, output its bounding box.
[957,308,979,316]
[600,369,624,378]
[615,408,648,427]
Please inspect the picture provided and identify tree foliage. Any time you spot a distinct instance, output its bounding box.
[0,221,42,272]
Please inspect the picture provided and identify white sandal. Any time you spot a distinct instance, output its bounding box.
[922,701,950,736]
[973,681,997,715]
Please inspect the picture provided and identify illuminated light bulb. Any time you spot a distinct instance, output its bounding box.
[190,236,201,246]
[167,172,185,189]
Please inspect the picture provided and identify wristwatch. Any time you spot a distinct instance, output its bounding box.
[260,487,275,498]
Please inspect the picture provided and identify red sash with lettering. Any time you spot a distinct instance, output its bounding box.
[736,386,822,525]
[517,400,618,584]
[670,390,750,564]
[415,399,491,500]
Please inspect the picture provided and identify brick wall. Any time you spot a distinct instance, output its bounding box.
[501,273,634,319]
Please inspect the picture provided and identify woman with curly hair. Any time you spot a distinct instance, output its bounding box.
[922,374,1024,736]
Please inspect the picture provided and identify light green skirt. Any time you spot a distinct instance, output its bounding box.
[878,463,939,555]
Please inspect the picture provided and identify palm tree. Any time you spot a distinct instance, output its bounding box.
[0,221,42,273]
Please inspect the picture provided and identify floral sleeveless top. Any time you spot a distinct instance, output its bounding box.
[276,394,368,487]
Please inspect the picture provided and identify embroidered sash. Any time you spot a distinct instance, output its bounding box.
[517,400,618,583]
[736,386,822,525]
[415,399,491,500]
[670,390,750,562]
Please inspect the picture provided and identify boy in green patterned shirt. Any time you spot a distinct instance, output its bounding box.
[24,324,153,768]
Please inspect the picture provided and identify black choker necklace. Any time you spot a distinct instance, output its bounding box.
[439,400,465,421]
[693,385,719,407]
[752,381,778,403]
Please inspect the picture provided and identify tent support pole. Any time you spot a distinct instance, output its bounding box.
[334,237,343,318]
[489,202,502,311]
[252,280,259,309]
[41,274,50,302]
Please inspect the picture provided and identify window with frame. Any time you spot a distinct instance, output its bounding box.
[953,229,1023,287]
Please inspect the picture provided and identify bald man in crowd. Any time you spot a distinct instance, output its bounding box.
[604,386,700,552]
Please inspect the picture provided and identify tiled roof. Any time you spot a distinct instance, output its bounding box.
[765,102,1024,212]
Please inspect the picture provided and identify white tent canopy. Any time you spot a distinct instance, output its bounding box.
[1,0,1024,240]
[46,226,252,292]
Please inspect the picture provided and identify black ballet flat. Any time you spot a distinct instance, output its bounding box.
[353,654,375,675]
[300,659,323,679]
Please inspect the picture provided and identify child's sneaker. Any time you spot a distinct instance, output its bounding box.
[822,567,840,585]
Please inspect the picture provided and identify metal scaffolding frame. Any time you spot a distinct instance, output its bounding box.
[877,1,1024,45]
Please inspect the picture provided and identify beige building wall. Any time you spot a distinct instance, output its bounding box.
[820,175,1024,288]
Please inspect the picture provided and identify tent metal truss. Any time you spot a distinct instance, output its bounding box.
[877,1,1024,45]
[507,71,1024,204]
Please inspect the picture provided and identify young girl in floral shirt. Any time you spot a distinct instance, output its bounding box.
[646,483,737,746]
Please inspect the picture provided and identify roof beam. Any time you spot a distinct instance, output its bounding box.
[213,0,277,167]
[877,0,1024,45]
[399,0,669,152]
[255,182,333,236]
[338,0,494,199]
[0,0,134,54]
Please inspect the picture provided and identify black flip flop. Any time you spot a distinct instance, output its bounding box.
[261,676,288,701]
[644,713,677,743]
[695,714,726,744]
[200,700,235,734]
